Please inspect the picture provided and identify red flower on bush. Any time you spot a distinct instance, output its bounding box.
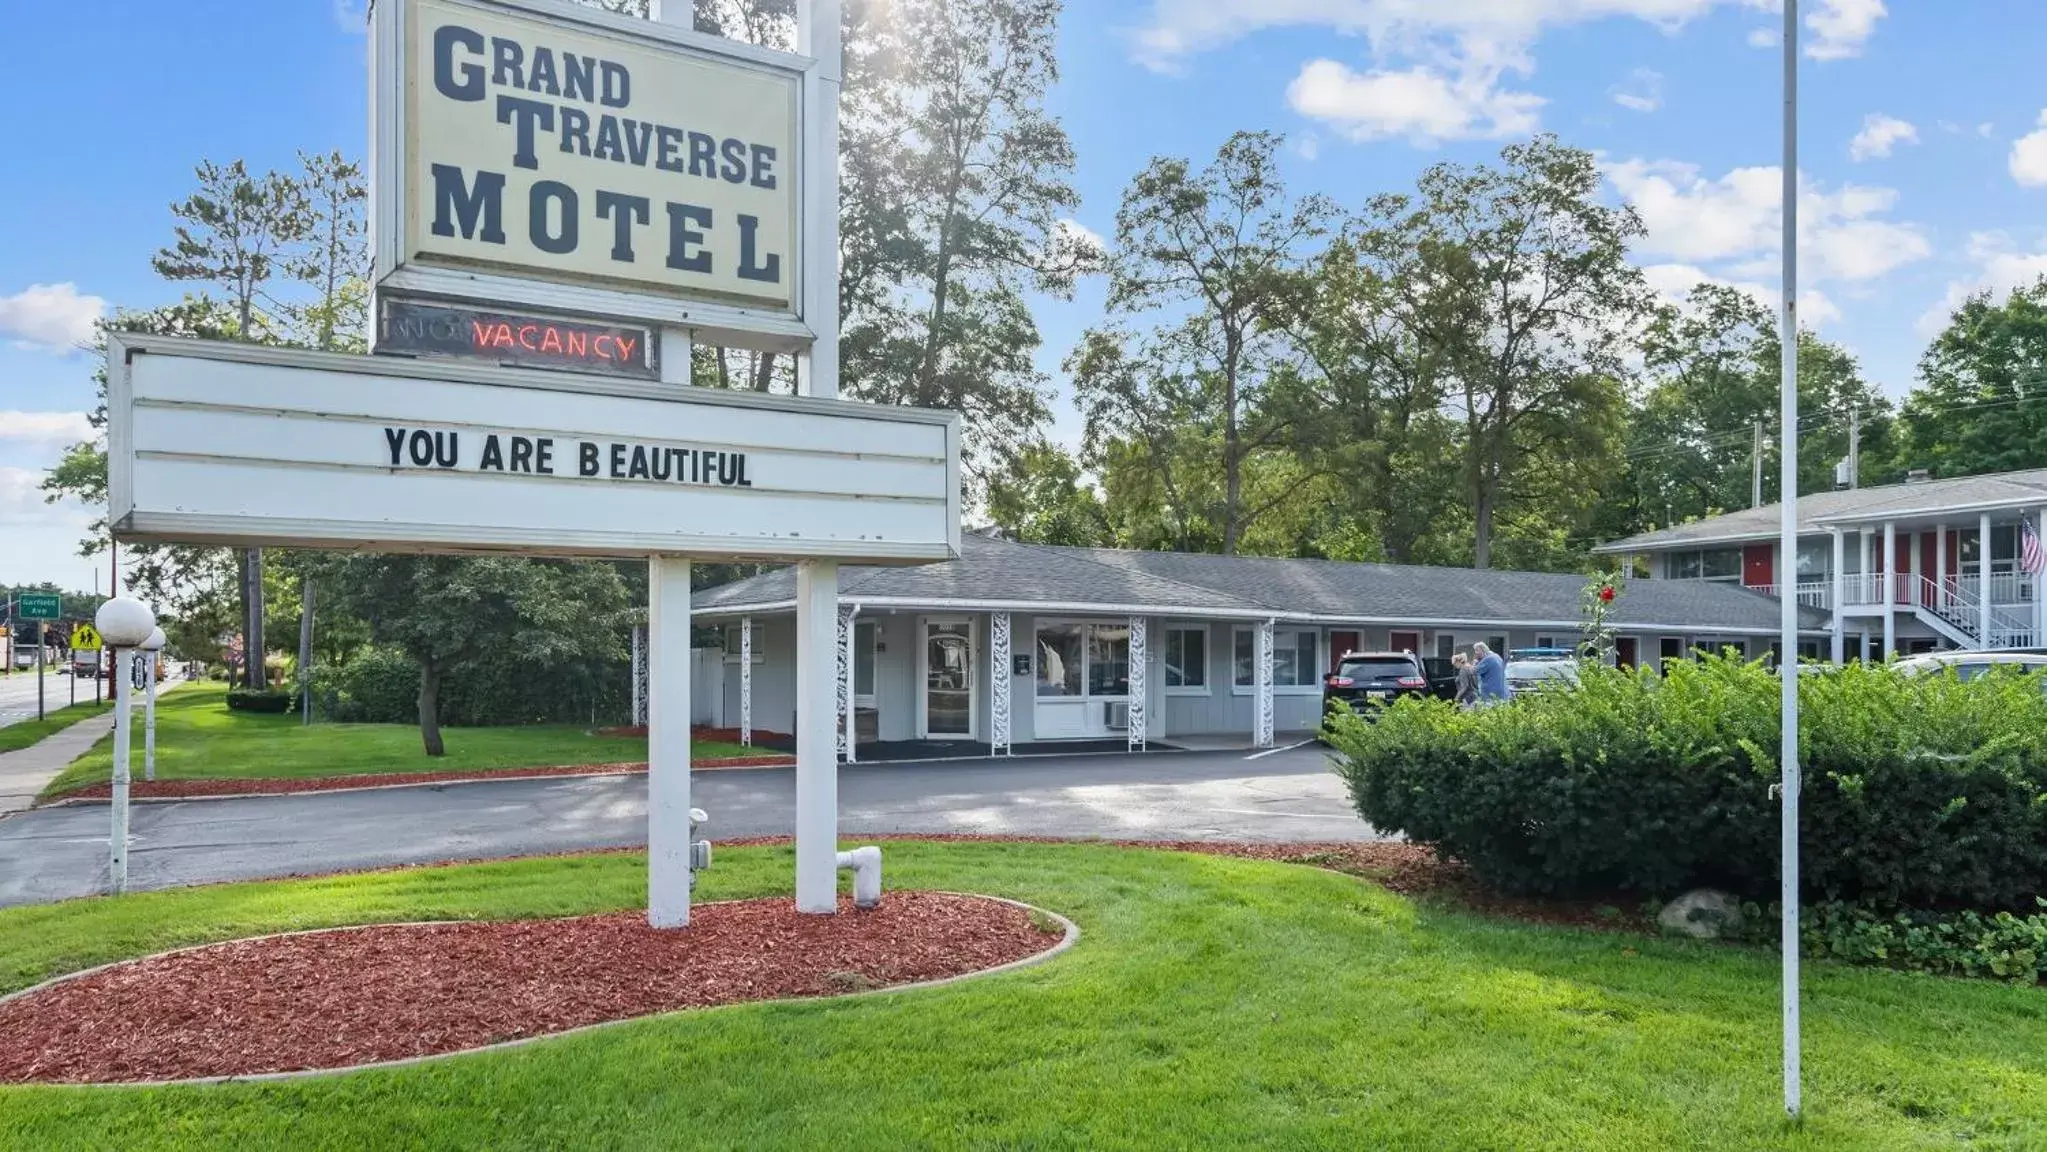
[1599,585,1616,603]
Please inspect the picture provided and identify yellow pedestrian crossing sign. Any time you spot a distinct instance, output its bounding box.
[69,623,103,651]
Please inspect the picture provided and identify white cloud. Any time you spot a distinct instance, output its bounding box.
[331,0,368,32]
[1293,133,1322,161]
[1610,67,1662,113]
[0,283,105,353]
[1605,158,1930,284]
[1746,26,1777,48]
[1131,0,1879,70]
[1848,113,1916,162]
[1053,218,1107,259]
[1805,0,1885,61]
[2009,111,2047,187]
[1286,57,1542,142]
[1640,262,1842,327]
[0,411,93,446]
[1916,232,2047,336]
[0,466,83,527]
[1979,122,1996,139]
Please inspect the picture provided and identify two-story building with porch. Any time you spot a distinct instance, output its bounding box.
[1594,467,2047,660]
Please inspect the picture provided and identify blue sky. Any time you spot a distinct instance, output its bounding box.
[6,0,2047,590]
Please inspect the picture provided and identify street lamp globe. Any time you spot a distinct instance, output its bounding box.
[140,627,167,652]
[95,597,156,648]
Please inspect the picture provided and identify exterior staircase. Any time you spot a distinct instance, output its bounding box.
[1909,575,2038,649]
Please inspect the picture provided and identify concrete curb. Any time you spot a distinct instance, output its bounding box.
[34,759,796,808]
[0,892,1079,1089]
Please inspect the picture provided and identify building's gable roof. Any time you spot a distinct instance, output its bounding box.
[695,534,1823,634]
[1595,467,2047,553]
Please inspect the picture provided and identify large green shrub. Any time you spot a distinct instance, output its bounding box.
[313,643,631,727]
[1328,656,2047,911]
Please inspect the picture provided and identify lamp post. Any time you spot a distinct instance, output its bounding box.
[94,597,156,895]
[139,626,166,783]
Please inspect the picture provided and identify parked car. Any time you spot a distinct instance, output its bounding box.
[1322,651,1435,726]
[1505,658,1580,695]
[1892,651,2047,680]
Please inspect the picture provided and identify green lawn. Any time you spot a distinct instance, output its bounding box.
[37,682,761,799]
[0,698,112,755]
[3,842,2045,1150]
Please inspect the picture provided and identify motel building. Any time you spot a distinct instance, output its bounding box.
[691,532,1824,758]
[1596,466,2047,662]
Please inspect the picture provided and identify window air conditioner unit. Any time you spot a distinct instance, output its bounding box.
[1104,701,1130,731]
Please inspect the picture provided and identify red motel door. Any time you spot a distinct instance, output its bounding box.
[1742,543,1773,588]
[1330,630,1361,668]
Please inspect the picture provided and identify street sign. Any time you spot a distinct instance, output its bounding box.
[70,624,103,652]
[18,593,60,620]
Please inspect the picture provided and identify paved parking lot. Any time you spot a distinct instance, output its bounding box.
[0,743,1374,907]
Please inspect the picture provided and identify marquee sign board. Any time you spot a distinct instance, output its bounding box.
[370,0,809,334]
[377,296,657,377]
[106,334,961,563]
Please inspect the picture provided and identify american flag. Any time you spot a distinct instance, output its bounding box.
[2024,518,2047,576]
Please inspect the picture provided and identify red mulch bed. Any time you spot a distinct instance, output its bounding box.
[47,756,795,802]
[0,892,1059,1085]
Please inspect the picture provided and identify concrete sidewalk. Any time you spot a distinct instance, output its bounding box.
[0,712,113,817]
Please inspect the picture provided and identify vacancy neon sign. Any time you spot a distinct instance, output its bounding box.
[377,296,656,378]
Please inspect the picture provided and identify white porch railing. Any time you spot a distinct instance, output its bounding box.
[1748,582,1833,610]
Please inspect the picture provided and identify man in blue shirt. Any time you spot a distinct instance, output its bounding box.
[1472,642,1510,703]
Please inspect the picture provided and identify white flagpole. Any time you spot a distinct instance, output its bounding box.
[1779,0,1803,1120]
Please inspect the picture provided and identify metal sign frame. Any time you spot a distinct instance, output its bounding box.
[368,0,820,351]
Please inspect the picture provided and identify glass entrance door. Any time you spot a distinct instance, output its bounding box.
[924,621,973,737]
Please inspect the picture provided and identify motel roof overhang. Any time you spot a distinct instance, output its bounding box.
[691,535,1831,638]
[1594,467,2047,555]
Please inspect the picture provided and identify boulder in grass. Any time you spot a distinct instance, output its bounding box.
[1658,889,1744,939]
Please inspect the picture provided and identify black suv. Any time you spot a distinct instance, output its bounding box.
[1322,651,1437,723]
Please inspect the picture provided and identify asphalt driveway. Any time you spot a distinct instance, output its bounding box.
[0,743,1376,907]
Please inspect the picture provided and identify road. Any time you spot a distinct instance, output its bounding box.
[0,744,1375,907]
[0,667,85,728]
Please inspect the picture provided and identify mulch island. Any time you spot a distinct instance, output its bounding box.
[0,891,1060,1085]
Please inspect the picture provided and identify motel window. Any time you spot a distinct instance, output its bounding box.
[1961,526,2020,572]
[721,623,766,663]
[1036,621,1130,699]
[1796,540,1829,581]
[1233,628,1319,690]
[1164,626,1208,691]
[1668,548,1742,582]
[854,621,877,699]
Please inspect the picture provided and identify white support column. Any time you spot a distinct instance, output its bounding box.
[1980,512,1994,649]
[1882,520,1896,659]
[1858,529,1871,603]
[836,604,857,763]
[630,623,646,728]
[2035,511,2045,647]
[1127,616,1148,753]
[796,0,842,402]
[109,647,133,894]
[647,556,693,927]
[649,0,693,390]
[795,560,840,913]
[738,615,753,746]
[1255,619,1275,749]
[143,652,159,782]
[1829,529,1845,664]
[1935,522,1947,612]
[989,612,1011,755]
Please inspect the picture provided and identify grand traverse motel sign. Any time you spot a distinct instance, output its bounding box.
[109,0,959,564]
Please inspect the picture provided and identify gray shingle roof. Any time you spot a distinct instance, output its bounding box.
[695,534,1823,634]
[1594,467,2047,552]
